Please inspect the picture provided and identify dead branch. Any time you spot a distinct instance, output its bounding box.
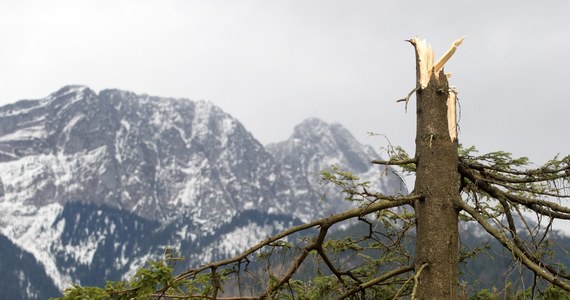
[458,163,570,218]
[411,263,430,299]
[371,158,417,166]
[462,158,570,177]
[334,265,415,300]
[458,199,570,291]
[315,245,361,286]
[175,195,418,283]
[153,295,258,300]
[485,179,570,199]
[396,86,420,113]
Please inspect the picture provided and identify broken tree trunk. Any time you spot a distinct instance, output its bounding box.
[410,37,463,299]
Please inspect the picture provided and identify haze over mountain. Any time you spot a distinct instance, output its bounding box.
[0,86,405,299]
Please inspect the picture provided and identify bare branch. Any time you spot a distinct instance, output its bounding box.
[461,158,570,178]
[315,245,361,286]
[411,263,430,299]
[152,295,259,300]
[458,163,570,218]
[262,244,312,298]
[334,265,415,300]
[396,87,420,113]
[487,179,570,199]
[371,158,417,166]
[458,200,570,291]
[175,196,418,282]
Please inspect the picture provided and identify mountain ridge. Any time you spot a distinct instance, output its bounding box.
[0,85,405,298]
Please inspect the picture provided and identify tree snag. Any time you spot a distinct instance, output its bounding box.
[410,37,464,299]
[57,36,570,300]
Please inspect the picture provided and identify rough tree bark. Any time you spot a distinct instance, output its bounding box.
[411,38,463,299]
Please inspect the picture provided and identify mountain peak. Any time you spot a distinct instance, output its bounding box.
[0,86,282,221]
[287,118,373,167]
[51,85,93,98]
[267,117,406,221]
[292,117,331,139]
[291,118,358,148]
[271,117,377,173]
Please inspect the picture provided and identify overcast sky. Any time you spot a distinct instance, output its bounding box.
[1,1,569,166]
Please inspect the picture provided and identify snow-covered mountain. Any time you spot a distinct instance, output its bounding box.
[0,86,284,222]
[0,86,405,298]
[267,118,406,220]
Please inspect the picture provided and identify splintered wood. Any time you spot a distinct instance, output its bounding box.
[409,37,464,142]
[447,87,458,142]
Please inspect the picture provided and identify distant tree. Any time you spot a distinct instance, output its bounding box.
[56,38,570,299]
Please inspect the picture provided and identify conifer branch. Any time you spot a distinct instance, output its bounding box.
[458,163,570,218]
[334,265,415,300]
[461,157,570,177]
[458,200,570,292]
[175,196,417,282]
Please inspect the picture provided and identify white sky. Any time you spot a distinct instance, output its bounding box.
[1,0,569,166]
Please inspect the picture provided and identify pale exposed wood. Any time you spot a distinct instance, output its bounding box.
[409,37,434,89]
[433,37,465,75]
[409,36,464,141]
[447,87,458,141]
[409,36,464,88]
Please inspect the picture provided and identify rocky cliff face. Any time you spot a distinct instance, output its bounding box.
[0,86,405,298]
[0,86,284,223]
[267,118,406,220]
